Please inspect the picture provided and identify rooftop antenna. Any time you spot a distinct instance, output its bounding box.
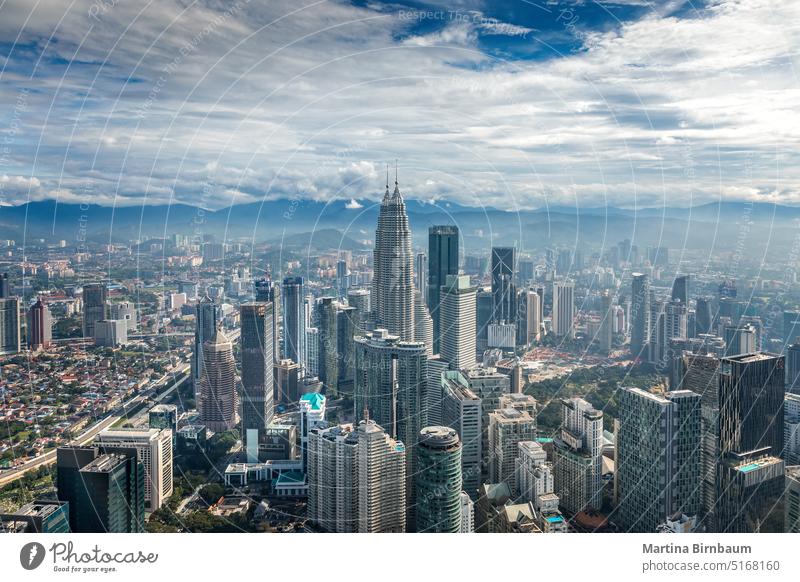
[394,159,398,186]
[386,163,389,190]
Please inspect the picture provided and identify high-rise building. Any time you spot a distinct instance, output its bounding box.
[346,288,370,335]
[459,491,475,533]
[785,311,800,352]
[413,290,434,357]
[353,329,427,511]
[95,427,173,512]
[240,302,275,449]
[466,367,511,481]
[0,272,10,298]
[598,291,613,354]
[415,252,428,298]
[109,301,137,332]
[416,426,462,533]
[428,225,459,353]
[304,327,320,377]
[491,247,515,323]
[27,296,52,350]
[192,295,218,401]
[724,324,757,357]
[630,273,649,357]
[785,393,800,466]
[282,277,305,371]
[337,305,357,387]
[299,393,326,471]
[255,278,280,363]
[488,407,536,490]
[552,280,575,339]
[199,328,238,432]
[695,297,713,336]
[316,297,339,394]
[0,499,70,533]
[787,467,800,533]
[439,274,477,371]
[56,446,144,533]
[441,370,482,499]
[0,297,21,355]
[336,259,350,298]
[686,352,786,532]
[372,173,414,340]
[786,342,800,393]
[307,423,359,532]
[526,289,542,344]
[616,388,701,532]
[515,441,555,506]
[553,397,604,515]
[82,283,108,338]
[148,404,178,444]
[94,319,128,347]
[672,274,689,304]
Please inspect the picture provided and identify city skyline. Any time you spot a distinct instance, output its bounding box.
[2,0,800,549]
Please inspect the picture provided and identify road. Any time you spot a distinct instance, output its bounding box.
[0,364,190,488]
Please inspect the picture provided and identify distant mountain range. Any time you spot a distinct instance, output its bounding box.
[1,198,796,254]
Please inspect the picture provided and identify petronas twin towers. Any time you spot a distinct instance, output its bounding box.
[371,171,415,341]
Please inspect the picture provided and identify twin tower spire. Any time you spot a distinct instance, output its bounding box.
[384,160,401,201]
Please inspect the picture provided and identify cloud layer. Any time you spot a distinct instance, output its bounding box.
[0,0,798,211]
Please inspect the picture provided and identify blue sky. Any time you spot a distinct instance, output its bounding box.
[0,0,798,210]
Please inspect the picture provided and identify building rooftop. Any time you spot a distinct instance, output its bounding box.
[300,393,325,411]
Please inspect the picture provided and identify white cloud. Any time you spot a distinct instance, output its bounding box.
[0,0,797,210]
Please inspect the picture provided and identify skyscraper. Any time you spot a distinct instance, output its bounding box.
[372,173,414,340]
[415,252,428,298]
[717,354,786,533]
[526,289,542,344]
[552,279,575,339]
[240,302,275,449]
[282,276,305,371]
[27,296,52,350]
[0,272,10,298]
[553,397,604,515]
[615,388,701,533]
[428,225,459,352]
[82,282,108,338]
[316,297,339,394]
[630,273,650,357]
[438,274,477,371]
[95,427,173,512]
[255,278,280,363]
[199,328,238,432]
[416,426,462,533]
[671,274,689,304]
[598,291,613,354]
[353,328,427,525]
[192,294,218,402]
[786,341,800,394]
[476,289,493,354]
[441,370,482,499]
[488,407,536,489]
[491,247,515,323]
[353,329,428,461]
[724,324,757,357]
[785,311,800,352]
[0,296,21,355]
[56,446,144,533]
[307,423,359,532]
[695,296,713,335]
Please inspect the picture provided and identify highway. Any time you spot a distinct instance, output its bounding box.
[0,364,190,488]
